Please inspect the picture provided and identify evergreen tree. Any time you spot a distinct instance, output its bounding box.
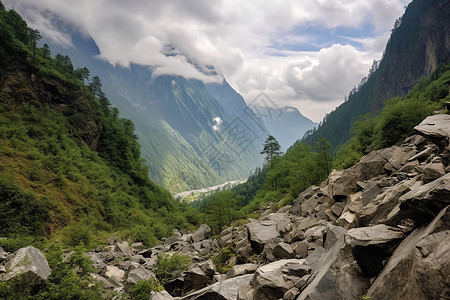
[27,28,41,60]
[75,67,90,84]
[42,43,50,58]
[89,75,102,98]
[261,135,283,164]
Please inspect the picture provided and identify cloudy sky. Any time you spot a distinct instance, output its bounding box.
[5,0,411,122]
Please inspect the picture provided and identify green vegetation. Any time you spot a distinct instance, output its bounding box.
[211,245,235,274]
[126,278,163,300]
[195,137,333,234]
[261,135,283,164]
[154,253,192,284]
[0,243,112,300]
[335,64,450,168]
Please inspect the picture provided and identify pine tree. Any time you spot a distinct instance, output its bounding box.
[261,135,283,164]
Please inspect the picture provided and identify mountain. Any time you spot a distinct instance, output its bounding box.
[252,105,317,151]
[44,32,268,192]
[303,0,450,150]
[0,4,202,250]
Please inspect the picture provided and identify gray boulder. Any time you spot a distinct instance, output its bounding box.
[1,246,51,281]
[414,114,450,148]
[126,266,156,285]
[151,290,174,300]
[247,219,280,253]
[273,242,294,259]
[398,172,450,225]
[191,224,212,243]
[423,162,446,182]
[367,206,450,299]
[345,225,404,276]
[114,241,130,256]
[226,263,258,279]
[181,274,253,300]
[251,259,305,300]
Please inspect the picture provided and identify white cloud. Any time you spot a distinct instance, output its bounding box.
[3,0,411,122]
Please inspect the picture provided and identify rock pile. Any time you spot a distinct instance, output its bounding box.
[152,114,450,299]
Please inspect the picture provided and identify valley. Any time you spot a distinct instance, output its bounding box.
[0,0,449,299]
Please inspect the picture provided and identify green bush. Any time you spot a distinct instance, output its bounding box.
[127,278,163,300]
[155,253,192,283]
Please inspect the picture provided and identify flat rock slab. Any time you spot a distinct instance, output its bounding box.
[345,225,404,248]
[414,114,450,145]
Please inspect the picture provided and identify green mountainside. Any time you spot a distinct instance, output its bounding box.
[303,0,450,151]
[0,4,199,250]
[45,36,268,193]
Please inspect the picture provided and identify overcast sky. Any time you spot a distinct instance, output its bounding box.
[5,0,411,122]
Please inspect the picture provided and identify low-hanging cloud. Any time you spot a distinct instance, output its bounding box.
[4,0,410,121]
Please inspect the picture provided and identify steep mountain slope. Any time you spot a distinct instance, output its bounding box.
[0,6,199,249]
[253,105,317,151]
[44,33,268,192]
[304,0,450,150]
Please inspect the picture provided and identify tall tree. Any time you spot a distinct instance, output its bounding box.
[314,137,332,176]
[89,75,102,98]
[261,135,283,164]
[27,28,41,60]
[75,67,90,84]
[42,43,50,58]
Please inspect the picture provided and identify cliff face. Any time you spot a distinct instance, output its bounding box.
[303,0,450,150]
[380,0,450,100]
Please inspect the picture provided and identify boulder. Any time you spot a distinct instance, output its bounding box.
[181,274,253,300]
[226,263,258,279]
[414,114,450,148]
[183,261,216,294]
[423,162,445,182]
[251,259,305,300]
[247,219,280,253]
[126,266,156,285]
[367,206,450,300]
[104,265,125,284]
[331,202,345,216]
[151,290,175,300]
[273,242,294,259]
[0,247,7,262]
[398,172,450,225]
[1,246,51,281]
[357,179,416,227]
[345,225,404,276]
[114,241,130,256]
[90,273,118,289]
[292,240,309,258]
[191,224,212,243]
[362,180,382,205]
[324,224,346,250]
[298,237,369,300]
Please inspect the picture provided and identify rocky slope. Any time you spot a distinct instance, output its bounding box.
[2,114,449,299]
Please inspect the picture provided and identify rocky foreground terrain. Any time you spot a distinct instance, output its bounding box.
[1,114,450,299]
